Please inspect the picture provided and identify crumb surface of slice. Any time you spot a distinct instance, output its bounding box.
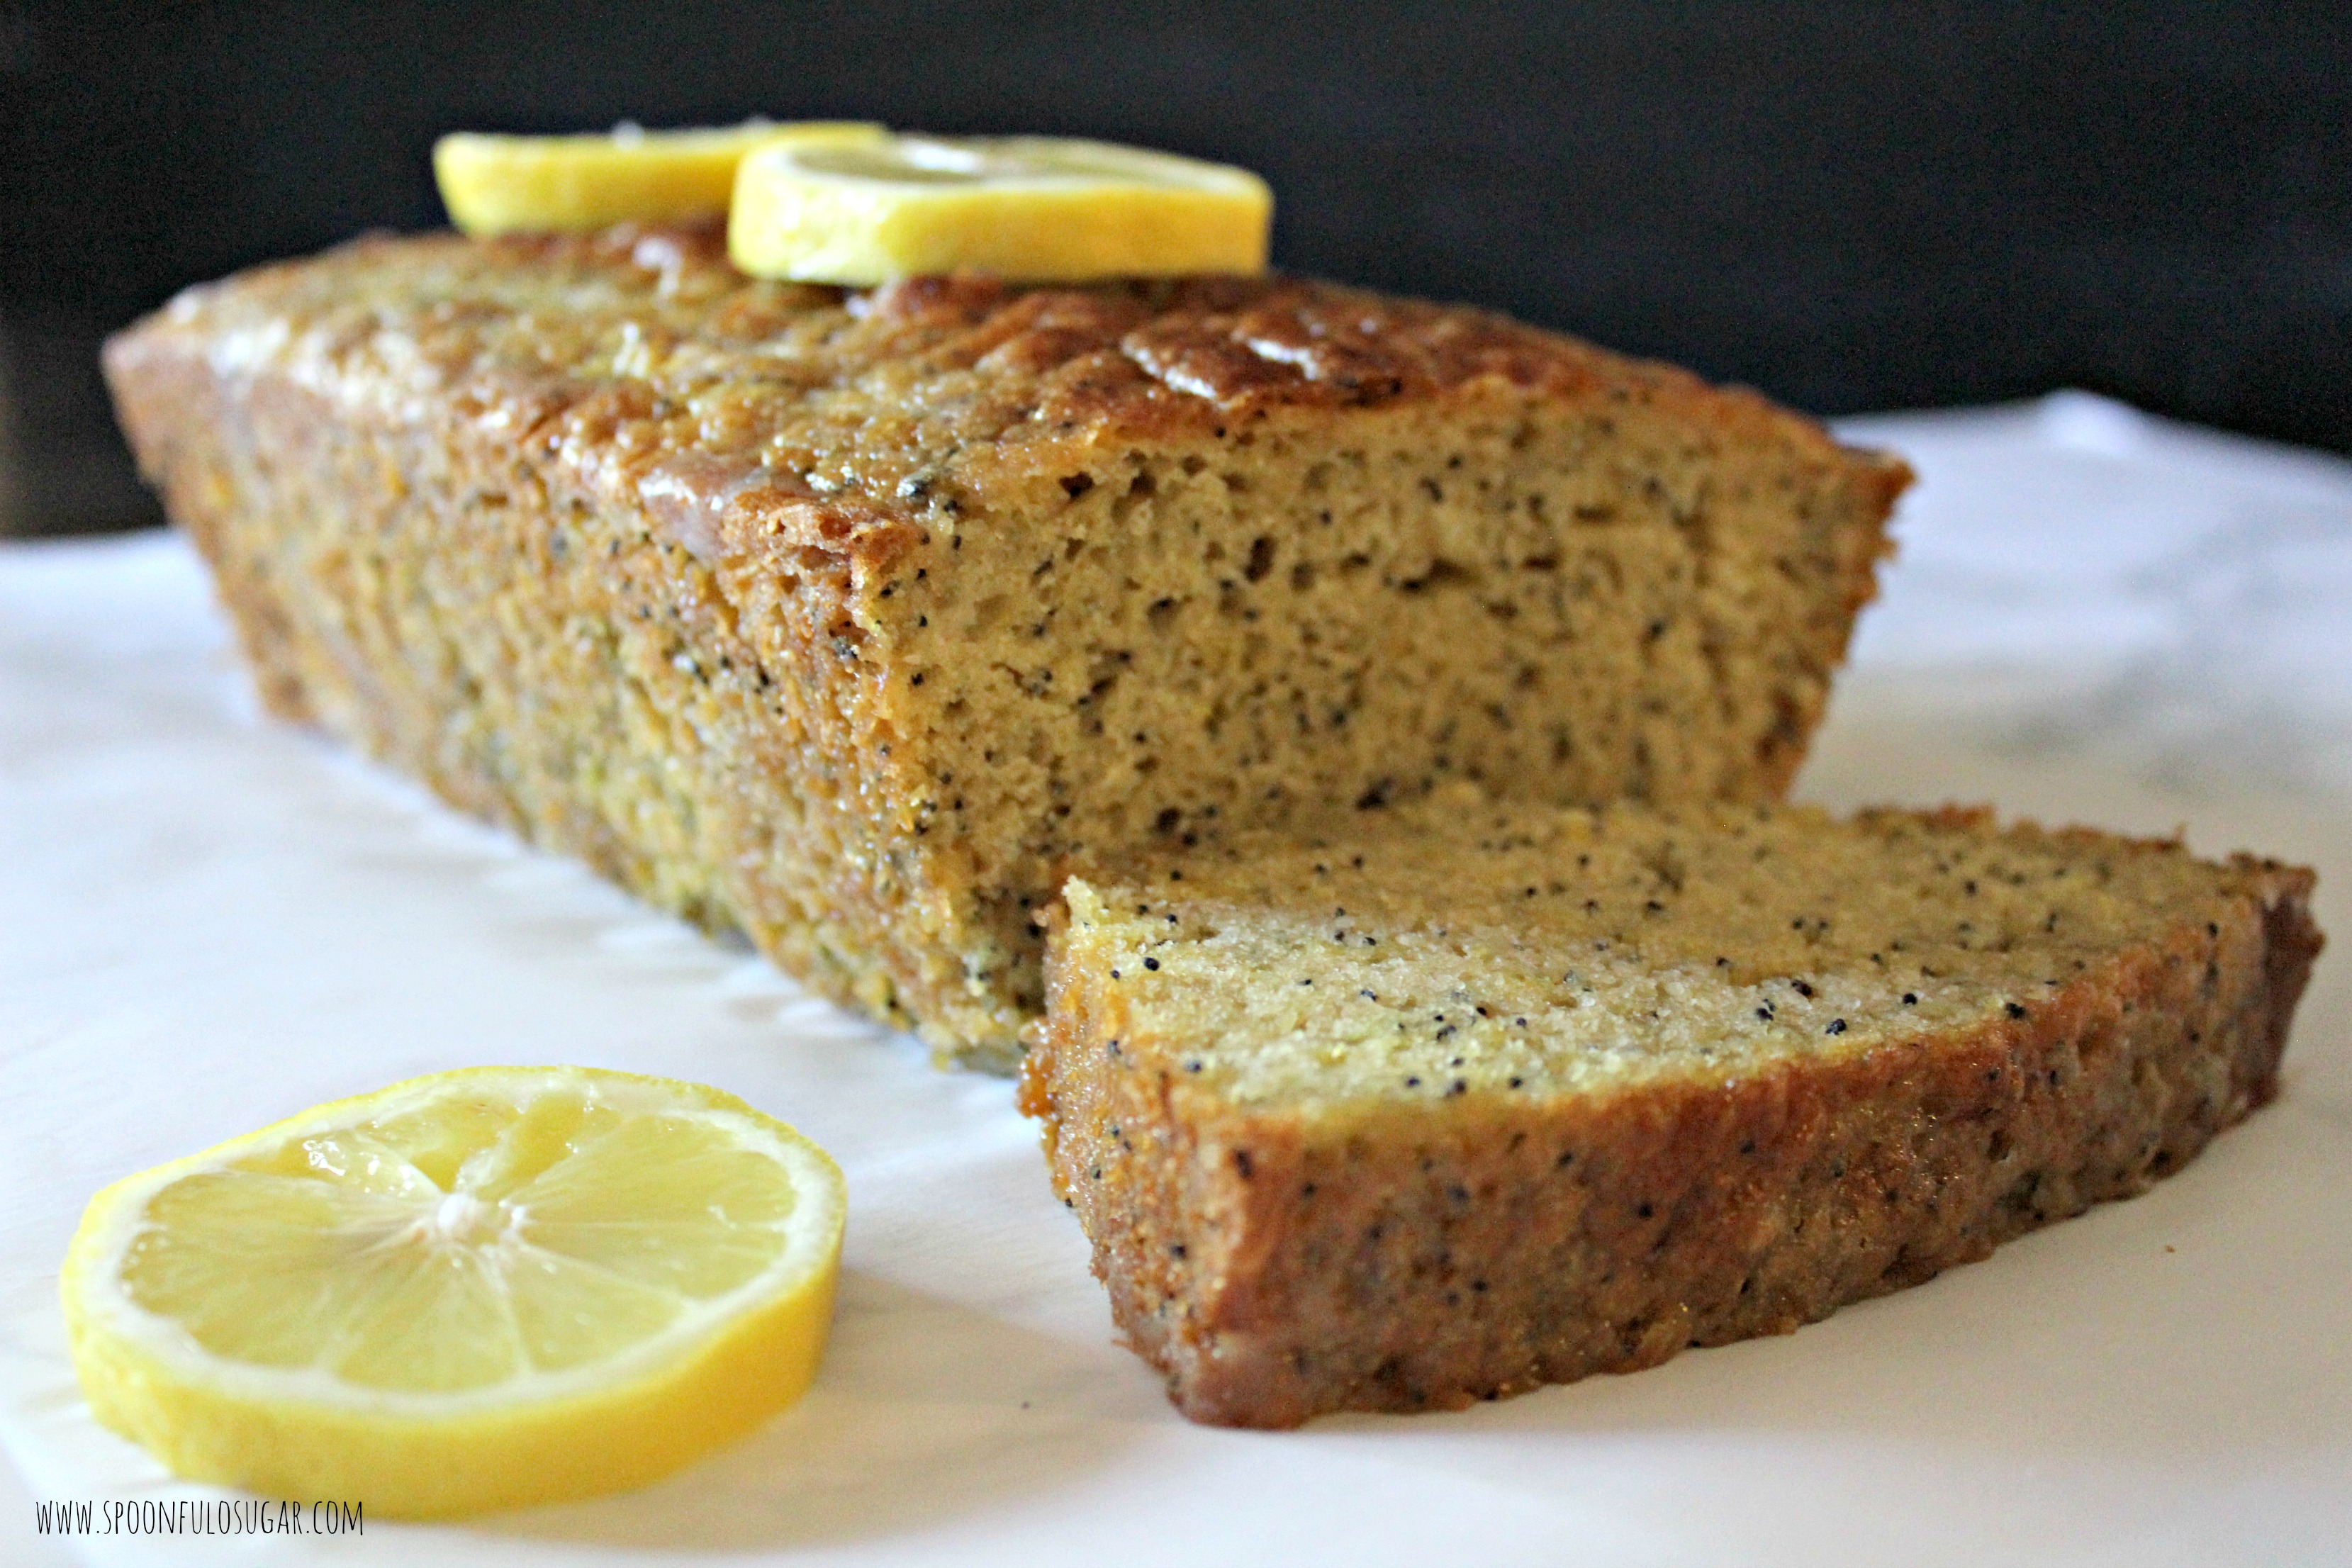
[1021,797,2322,1426]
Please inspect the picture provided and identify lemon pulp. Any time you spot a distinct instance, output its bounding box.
[435,121,887,236]
[62,1066,845,1518]
[729,132,1272,284]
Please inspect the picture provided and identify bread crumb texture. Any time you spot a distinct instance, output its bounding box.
[1021,797,2322,1425]
[105,222,1904,1067]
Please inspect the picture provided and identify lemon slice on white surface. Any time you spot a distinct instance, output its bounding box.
[60,1065,845,1518]
[435,120,888,236]
[729,132,1273,284]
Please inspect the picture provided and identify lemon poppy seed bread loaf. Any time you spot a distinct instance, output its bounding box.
[1021,797,2321,1424]
[106,222,1906,1066]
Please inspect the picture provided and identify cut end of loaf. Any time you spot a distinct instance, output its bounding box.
[863,394,1905,1060]
[1024,800,2322,1426]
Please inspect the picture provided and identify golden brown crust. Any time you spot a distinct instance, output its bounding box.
[108,222,1904,578]
[1026,849,2320,1427]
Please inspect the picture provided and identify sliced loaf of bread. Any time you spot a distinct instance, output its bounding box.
[1019,796,2322,1426]
[106,226,1905,1068]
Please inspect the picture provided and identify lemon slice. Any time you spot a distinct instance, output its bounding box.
[729,133,1273,284]
[435,120,888,236]
[61,1066,845,1518]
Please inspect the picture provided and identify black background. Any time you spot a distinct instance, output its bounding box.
[4,0,2347,532]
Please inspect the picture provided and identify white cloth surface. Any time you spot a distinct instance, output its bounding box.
[1,393,2346,1567]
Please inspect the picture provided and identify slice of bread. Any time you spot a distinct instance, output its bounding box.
[1020,795,2322,1426]
[104,223,1904,1068]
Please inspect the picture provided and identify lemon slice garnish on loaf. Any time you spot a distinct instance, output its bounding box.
[60,1065,846,1518]
[435,120,888,236]
[729,133,1272,284]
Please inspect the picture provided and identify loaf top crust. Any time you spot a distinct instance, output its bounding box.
[108,222,1906,574]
